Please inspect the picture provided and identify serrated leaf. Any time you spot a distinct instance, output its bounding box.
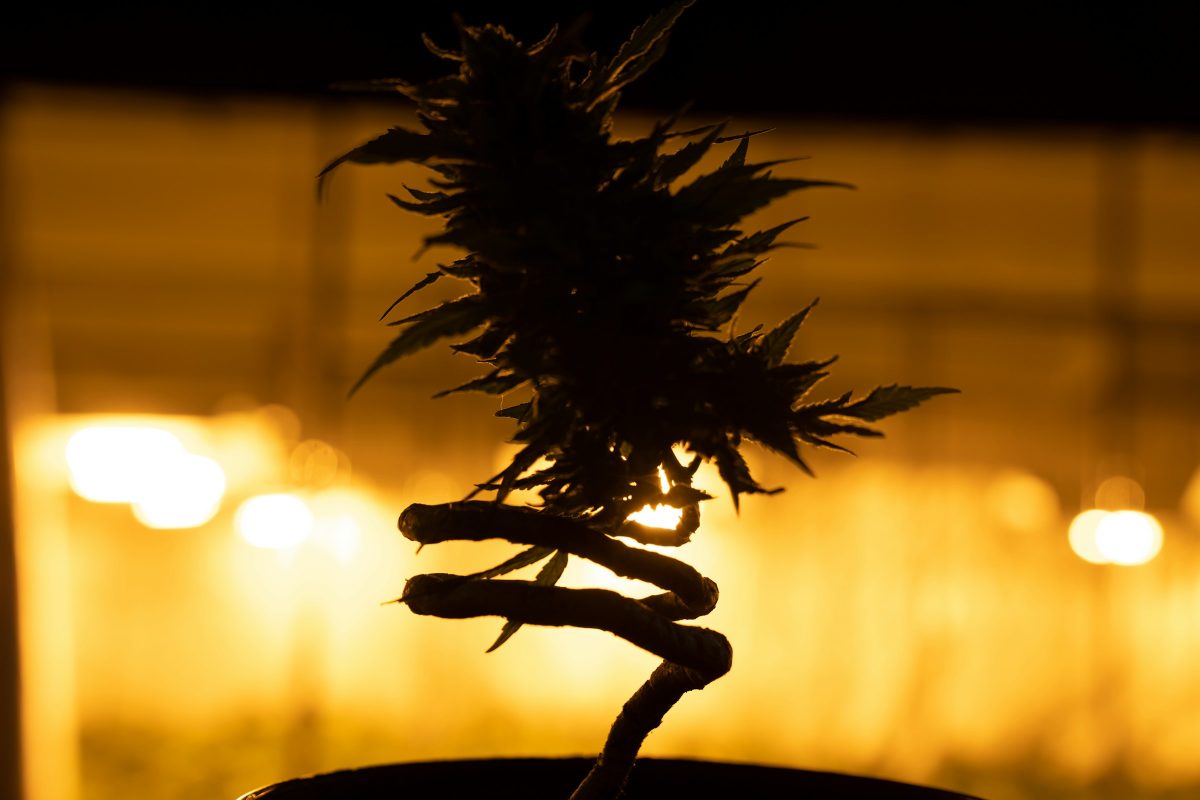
[486,550,569,652]
[404,185,447,202]
[713,442,777,511]
[387,192,462,215]
[422,32,463,61]
[720,135,750,170]
[656,124,723,184]
[841,385,959,422]
[606,0,694,84]
[733,324,764,349]
[487,619,523,654]
[318,127,443,193]
[760,299,818,366]
[678,172,849,229]
[496,402,531,419]
[526,24,559,55]
[468,545,554,581]
[379,271,442,321]
[746,413,811,475]
[714,127,772,144]
[802,419,882,439]
[597,32,673,103]
[725,217,808,256]
[494,439,552,502]
[451,324,510,358]
[775,357,836,399]
[537,549,569,584]
[432,370,525,399]
[439,257,481,279]
[702,279,759,329]
[349,296,488,396]
[663,485,712,505]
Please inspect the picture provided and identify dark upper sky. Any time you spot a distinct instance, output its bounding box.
[4,2,1198,127]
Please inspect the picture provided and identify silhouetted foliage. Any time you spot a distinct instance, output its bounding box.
[323,3,954,797]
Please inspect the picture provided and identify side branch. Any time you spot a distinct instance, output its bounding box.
[403,574,732,680]
[400,502,716,613]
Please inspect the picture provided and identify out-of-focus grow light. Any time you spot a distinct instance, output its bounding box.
[235,493,313,550]
[132,453,226,529]
[65,423,228,528]
[1094,510,1163,566]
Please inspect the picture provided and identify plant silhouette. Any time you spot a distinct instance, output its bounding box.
[322,3,955,798]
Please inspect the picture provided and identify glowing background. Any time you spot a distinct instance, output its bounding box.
[3,85,1200,800]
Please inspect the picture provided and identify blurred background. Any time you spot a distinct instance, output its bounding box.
[2,3,1199,799]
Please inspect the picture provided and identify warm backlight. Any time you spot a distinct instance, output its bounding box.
[626,466,684,529]
[1095,509,1163,566]
[1069,508,1163,566]
[235,493,314,549]
[66,426,187,503]
[1068,509,1109,564]
[65,424,228,528]
[132,454,226,529]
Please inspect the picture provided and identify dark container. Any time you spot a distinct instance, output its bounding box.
[238,757,983,799]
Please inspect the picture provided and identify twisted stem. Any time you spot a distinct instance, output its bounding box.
[396,500,731,798]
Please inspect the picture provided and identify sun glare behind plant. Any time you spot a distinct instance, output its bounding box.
[626,466,684,529]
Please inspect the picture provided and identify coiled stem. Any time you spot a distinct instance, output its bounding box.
[397,501,731,799]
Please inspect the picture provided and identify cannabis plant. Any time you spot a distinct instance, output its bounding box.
[322,3,954,798]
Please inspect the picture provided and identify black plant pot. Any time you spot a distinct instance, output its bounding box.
[238,757,983,799]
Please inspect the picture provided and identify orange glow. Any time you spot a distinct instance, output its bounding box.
[64,420,229,529]
[132,453,226,529]
[6,84,1200,800]
[627,466,684,529]
[1068,509,1110,564]
[1069,508,1164,566]
[1095,510,1163,566]
[65,425,187,503]
[235,493,314,550]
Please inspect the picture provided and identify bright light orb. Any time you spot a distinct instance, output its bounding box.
[132,454,227,529]
[1068,509,1110,565]
[626,466,684,530]
[235,493,314,549]
[1095,510,1163,566]
[65,426,186,503]
[627,504,684,530]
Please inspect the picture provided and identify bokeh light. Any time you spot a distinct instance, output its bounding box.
[1069,508,1164,566]
[131,453,226,529]
[627,466,684,529]
[1095,510,1163,566]
[1068,509,1110,564]
[65,426,187,503]
[235,493,314,550]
